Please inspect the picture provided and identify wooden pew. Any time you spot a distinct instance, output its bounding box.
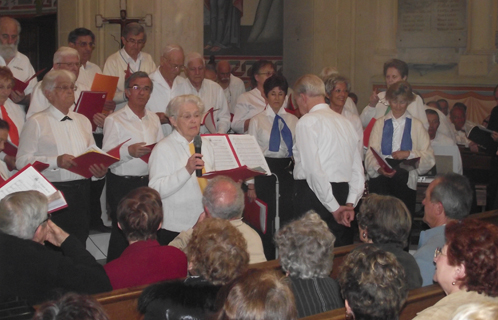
[466,209,498,225]
[301,284,446,320]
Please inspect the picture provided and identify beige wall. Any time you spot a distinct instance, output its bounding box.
[58,0,203,69]
[283,0,498,112]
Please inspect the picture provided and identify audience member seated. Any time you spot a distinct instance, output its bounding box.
[437,99,449,116]
[413,219,498,319]
[413,173,472,286]
[33,292,109,320]
[232,60,283,133]
[215,269,298,320]
[104,187,187,290]
[360,59,455,143]
[450,102,479,152]
[357,194,422,289]
[426,101,440,110]
[450,302,498,320]
[0,191,111,304]
[338,245,408,320]
[169,176,266,264]
[138,218,249,320]
[425,108,463,174]
[148,94,215,235]
[365,81,435,216]
[274,211,344,318]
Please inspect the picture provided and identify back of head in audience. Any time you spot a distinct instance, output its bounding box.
[427,173,472,222]
[450,302,498,320]
[357,194,411,248]
[319,66,338,80]
[202,176,244,220]
[117,186,163,242]
[186,218,249,285]
[0,190,48,240]
[33,292,109,320]
[275,211,335,278]
[338,245,408,320]
[216,269,297,320]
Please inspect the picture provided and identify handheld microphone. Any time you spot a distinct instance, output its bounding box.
[193,135,203,177]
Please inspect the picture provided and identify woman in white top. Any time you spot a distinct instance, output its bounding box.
[247,74,298,259]
[232,60,286,133]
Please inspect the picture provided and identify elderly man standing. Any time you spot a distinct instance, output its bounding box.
[0,17,37,110]
[103,22,156,111]
[27,47,87,119]
[292,74,364,247]
[103,71,164,262]
[413,173,472,286]
[169,176,266,264]
[0,191,112,304]
[178,52,230,134]
[146,44,186,136]
[216,60,245,114]
[17,69,108,245]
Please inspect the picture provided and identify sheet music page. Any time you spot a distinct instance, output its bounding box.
[228,135,271,175]
[202,135,239,171]
[0,166,57,200]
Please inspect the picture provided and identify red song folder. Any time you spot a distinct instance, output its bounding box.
[9,68,46,100]
[139,143,157,164]
[74,91,108,131]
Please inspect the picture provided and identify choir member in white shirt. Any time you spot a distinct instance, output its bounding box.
[292,74,364,247]
[17,70,108,245]
[102,71,164,262]
[0,17,37,110]
[0,119,11,181]
[28,47,88,119]
[103,23,156,111]
[365,81,435,215]
[0,67,24,174]
[360,59,455,143]
[177,52,230,134]
[247,74,298,259]
[68,27,113,232]
[323,75,364,158]
[146,44,186,137]
[149,95,215,234]
[232,60,287,133]
[216,60,246,114]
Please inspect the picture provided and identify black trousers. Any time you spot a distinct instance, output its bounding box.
[106,171,149,262]
[254,157,294,260]
[52,179,91,246]
[293,180,353,247]
[88,133,106,228]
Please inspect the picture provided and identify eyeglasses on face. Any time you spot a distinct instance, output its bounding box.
[75,41,95,49]
[258,71,274,77]
[434,247,447,259]
[126,38,145,45]
[128,85,152,93]
[178,113,201,120]
[57,62,81,68]
[54,85,77,92]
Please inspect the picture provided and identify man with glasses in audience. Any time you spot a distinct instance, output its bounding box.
[177,52,230,134]
[0,17,37,111]
[146,44,186,137]
[27,47,87,119]
[103,22,156,111]
[102,71,163,262]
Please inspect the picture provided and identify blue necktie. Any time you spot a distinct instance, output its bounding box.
[269,114,293,157]
[381,117,412,155]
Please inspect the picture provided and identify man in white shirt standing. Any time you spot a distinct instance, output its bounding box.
[146,44,186,137]
[0,17,37,112]
[216,60,245,114]
[102,71,164,262]
[292,74,364,247]
[103,22,156,111]
[178,52,230,134]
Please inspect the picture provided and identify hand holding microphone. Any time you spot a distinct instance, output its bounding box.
[193,135,203,177]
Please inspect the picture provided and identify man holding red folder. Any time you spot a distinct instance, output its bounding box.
[292,74,364,247]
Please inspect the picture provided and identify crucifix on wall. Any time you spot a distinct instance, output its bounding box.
[95,0,152,48]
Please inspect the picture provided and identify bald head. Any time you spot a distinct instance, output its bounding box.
[202,176,244,220]
[216,60,232,86]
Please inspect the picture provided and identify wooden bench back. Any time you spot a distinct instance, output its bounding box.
[466,209,498,225]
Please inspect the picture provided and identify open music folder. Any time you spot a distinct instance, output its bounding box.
[201,134,271,182]
[74,91,107,131]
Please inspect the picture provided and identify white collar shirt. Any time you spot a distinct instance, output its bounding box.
[223,74,246,114]
[76,61,102,89]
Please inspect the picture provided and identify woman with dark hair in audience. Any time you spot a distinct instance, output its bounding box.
[365,81,435,215]
[103,186,187,290]
[413,219,498,319]
[338,245,409,320]
[357,193,422,289]
[232,60,285,133]
[216,269,298,320]
[246,74,298,258]
[33,293,109,320]
[274,211,343,318]
[138,218,249,320]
